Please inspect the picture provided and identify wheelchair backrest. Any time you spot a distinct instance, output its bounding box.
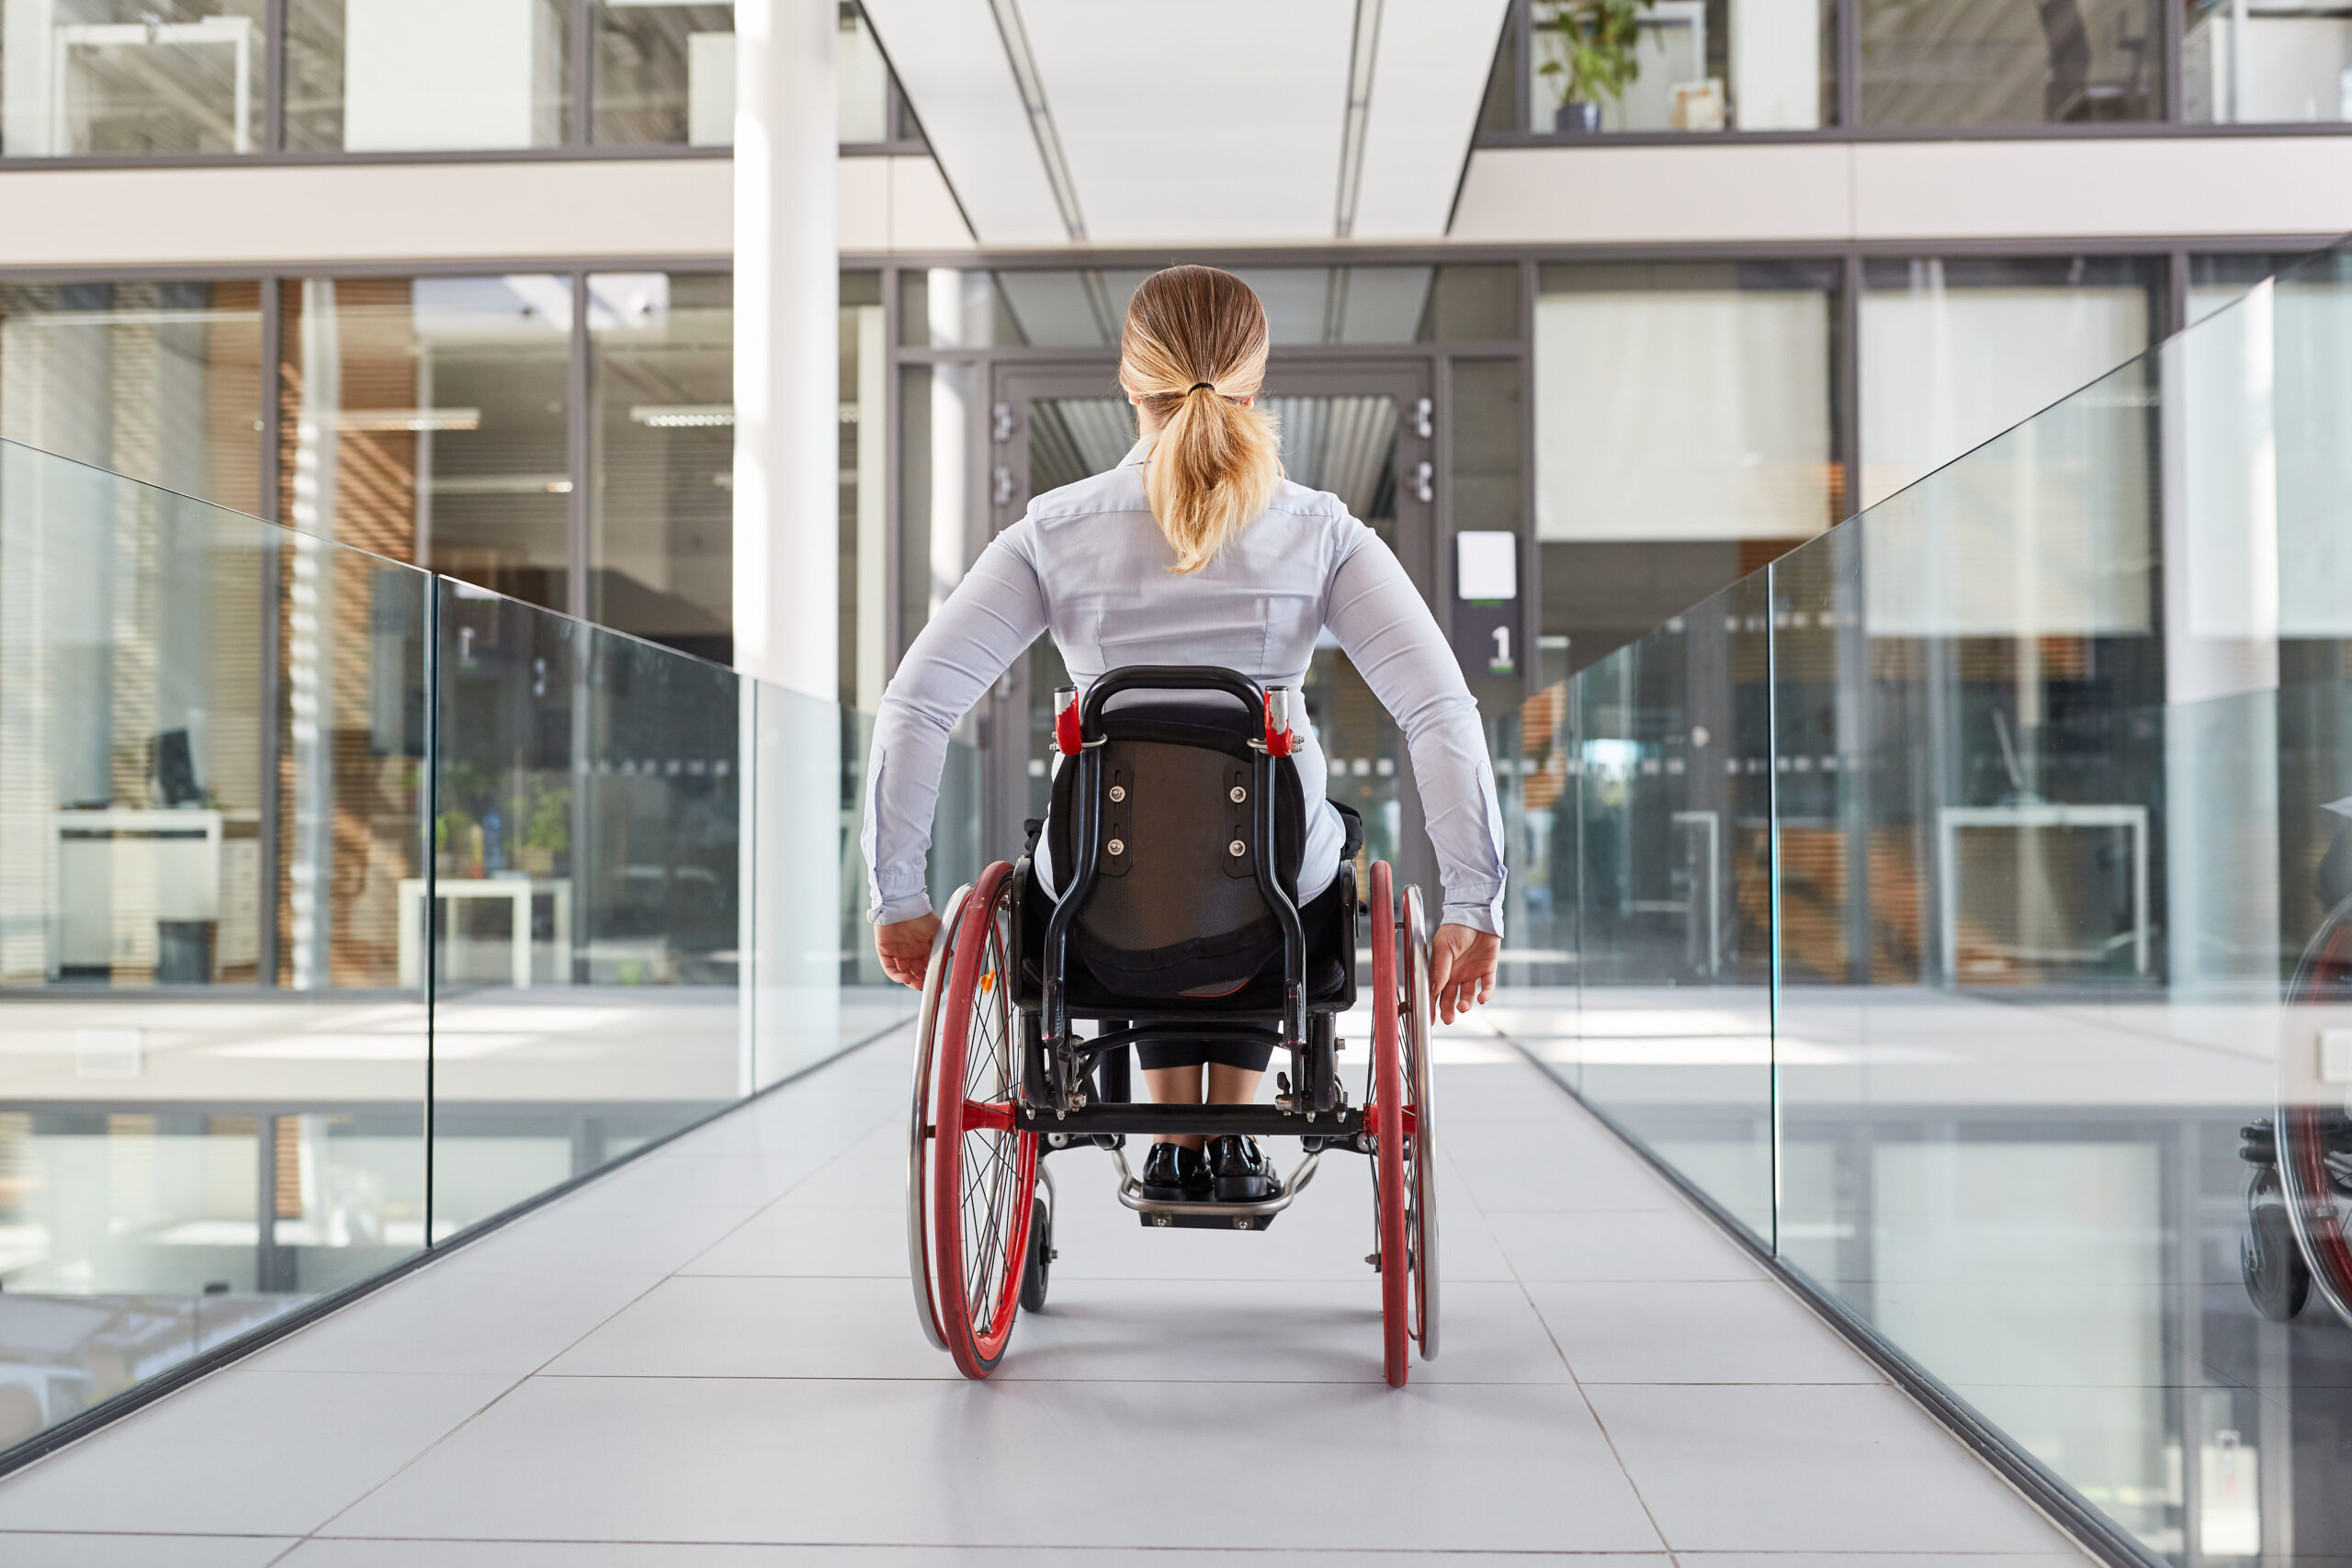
[1047,694,1306,998]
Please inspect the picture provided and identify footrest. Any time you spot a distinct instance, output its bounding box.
[1108,1148,1319,1234]
[1137,1206,1281,1232]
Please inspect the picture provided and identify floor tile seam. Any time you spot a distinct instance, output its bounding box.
[653,1111,904,1265]
[1496,1190,1678,1564]
[525,1371,1582,1384]
[298,1254,697,1551]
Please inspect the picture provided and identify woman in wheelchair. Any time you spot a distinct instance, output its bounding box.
[864,264,1505,1213]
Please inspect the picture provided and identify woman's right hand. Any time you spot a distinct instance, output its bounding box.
[876,912,942,989]
[1428,923,1499,1024]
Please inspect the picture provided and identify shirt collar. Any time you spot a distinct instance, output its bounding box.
[1122,435,1153,468]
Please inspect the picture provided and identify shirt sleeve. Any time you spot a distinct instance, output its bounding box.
[862,525,1049,924]
[1323,524,1509,937]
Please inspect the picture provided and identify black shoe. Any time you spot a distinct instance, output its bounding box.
[1206,1134,1282,1202]
[1139,1142,1210,1201]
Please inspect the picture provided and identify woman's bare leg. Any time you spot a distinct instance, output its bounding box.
[1142,1064,1204,1150]
[1206,1064,1264,1106]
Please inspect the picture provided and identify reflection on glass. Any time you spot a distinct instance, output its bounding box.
[2182,0,2352,123]
[0,281,263,512]
[588,272,733,661]
[1526,0,1835,131]
[0,0,266,154]
[1857,0,2159,124]
[285,0,571,152]
[279,275,573,613]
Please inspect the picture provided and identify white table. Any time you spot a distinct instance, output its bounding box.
[1936,803,2150,980]
[397,877,571,990]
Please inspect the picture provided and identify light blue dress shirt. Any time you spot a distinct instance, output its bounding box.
[863,440,1508,935]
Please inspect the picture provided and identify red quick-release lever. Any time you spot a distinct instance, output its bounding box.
[1054,685,1082,755]
[1263,687,1296,758]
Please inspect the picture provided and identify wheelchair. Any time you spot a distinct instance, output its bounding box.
[905,666,1440,1385]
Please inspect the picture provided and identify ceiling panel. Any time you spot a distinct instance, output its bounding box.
[1352,0,1513,239]
[858,0,1069,244]
[865,0,1507,245]
[1016,0,1356,243]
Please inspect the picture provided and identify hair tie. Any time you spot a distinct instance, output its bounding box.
[1188,382,1216,393]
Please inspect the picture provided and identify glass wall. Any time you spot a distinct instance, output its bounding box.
[1857,0,2160,124]
[591,0,892,147]
[2183,0,2352,124]
[1517,0,1839,132]
[279,275,575,614]
[1533,260,1838,671]
[3,0,904,155]
[0,281,262,510]
[1501,241,2352,1565]
[587,271,733,660]
[1859,255,2160,510]
[0,434,964,1461]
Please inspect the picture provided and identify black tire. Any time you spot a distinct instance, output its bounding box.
[2245,1176,2312,1323]
[1019,1195,1053,1312]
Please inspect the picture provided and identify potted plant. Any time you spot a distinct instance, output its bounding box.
[1536,0,1655,134]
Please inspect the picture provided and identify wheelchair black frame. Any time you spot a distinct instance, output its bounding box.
[1012,665,1364,1143]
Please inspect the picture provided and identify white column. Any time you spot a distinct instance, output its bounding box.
[734,0,842,1087]
[732,0,838,701]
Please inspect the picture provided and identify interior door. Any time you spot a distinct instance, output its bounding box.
[985,358,1440,904]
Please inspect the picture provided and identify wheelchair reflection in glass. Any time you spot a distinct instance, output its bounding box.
[2240,807,2352,1327]
[905,667,1438,1385]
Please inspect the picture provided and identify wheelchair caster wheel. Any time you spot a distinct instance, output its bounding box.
[1020,1195,1054,1312]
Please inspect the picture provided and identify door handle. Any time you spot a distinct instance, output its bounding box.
[992,402,1013,444]
[1414,396,1433,439]
[1413,460,1433,503]
[993,465,1014,506]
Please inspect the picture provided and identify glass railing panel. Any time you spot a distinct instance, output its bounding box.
[1757,242,2352,1561]
[0,438,429,1450]
[1568,575,1777,1241]
[427,583,741,1235]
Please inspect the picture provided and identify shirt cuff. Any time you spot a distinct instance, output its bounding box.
[870,892,935,926]
[1440,899,1502,938]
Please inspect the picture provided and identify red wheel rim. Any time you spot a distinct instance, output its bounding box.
[929,863,1037,1378]
[1370,861,1409,1387]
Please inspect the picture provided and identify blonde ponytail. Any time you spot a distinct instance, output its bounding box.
[1119,266,1283,574]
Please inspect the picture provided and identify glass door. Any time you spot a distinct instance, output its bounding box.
[987,359,1438,900]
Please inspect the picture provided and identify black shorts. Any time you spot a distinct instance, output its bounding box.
[1134,1034,1275,1073]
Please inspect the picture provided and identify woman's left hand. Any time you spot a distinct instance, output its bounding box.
[876,912,942,988]
[1428,923,1499,1023]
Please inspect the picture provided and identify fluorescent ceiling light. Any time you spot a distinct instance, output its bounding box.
[338,408,481,433]
[631,404,736,427]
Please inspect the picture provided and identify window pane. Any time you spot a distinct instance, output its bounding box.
[589,3,894,147]
[0,1,266,154]
[2183,1,2352,124]
[279,276,574,612]
[900,266,1475,350]
[1859,255,2158,508]
[841,274,886,710]
[1525,0,1837,132]
[1858,0,2159,125]
[1534,262,1836,671]
[587,273,732,660]
[285,0,571,152]
[0,281,263,512]
[1859,256,2157,639]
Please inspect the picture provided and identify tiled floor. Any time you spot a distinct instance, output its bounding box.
[0,1024,2091,1565]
